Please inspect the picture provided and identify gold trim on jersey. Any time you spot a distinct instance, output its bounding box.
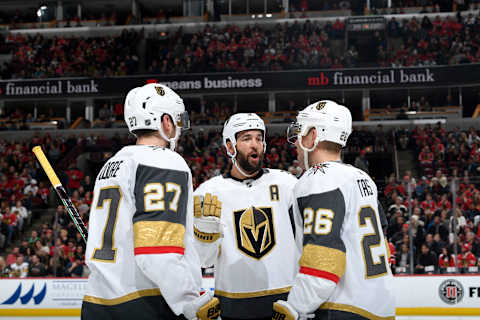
[215,286,291,299]
[193,226,221,243]
[320,302,395,320]
[133,221,185,248]
[299,244,346,278]
[83,289,162,306]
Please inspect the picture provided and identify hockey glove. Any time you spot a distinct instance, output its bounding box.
[273,301,314,320]
[272,300,298,320]
[184,291,220,320]
[194,193,222,243]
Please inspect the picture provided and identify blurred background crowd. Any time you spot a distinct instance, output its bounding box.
[0,122,479,277]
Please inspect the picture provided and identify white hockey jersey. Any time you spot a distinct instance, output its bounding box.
[287,161,395,319]
[194,169,300,319]
[83,145,202,318]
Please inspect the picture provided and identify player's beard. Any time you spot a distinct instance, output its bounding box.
[236,150,264,175]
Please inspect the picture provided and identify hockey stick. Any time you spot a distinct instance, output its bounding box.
[32,146,88,244]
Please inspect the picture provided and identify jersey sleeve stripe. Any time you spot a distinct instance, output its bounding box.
[134,246,185,255]
[299,266,340,283]
[133,221,185,249]
[299,244,346,279]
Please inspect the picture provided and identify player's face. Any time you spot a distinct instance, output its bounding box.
[235,130,264,174]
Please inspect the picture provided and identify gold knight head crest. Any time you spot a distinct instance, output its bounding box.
[155,86,165,96]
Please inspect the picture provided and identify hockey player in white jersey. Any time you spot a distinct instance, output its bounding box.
[81,83,220,320]
[273,101,395,320]
[193,113,300,320]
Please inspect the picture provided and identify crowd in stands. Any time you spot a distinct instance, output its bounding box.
[0,132,131,277]
[383,124,480,274]
[0,11,478,78]
[382,12,480,67]
[149,12,479,73]
[0,108,66,131]
[147,20,350,74]
[403,123,480,178]
[0,124,478,277]
[1,29,140,79]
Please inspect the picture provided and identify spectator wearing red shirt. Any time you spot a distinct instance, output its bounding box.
[5,246,20,266]
[37,181,50,204]
[65,240,77,263]
[462,243,477,267]
[421,193,437,213]
[0,175,12,196]
[457,190,473,211]
[3,207,17,245]
[66,164,83,191]
[419,145,434,166]
[437,193,451,210]
[50,238,67,257]
[438,247,455,269]
[266,147,280,165]
[388,241,396,267]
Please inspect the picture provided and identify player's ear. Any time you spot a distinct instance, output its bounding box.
[226,140,235,155]
[311,127,317,142]
[303,127,316,149]
[161,114,174,137]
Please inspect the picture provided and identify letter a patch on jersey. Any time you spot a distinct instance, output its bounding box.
[233,207,276,259]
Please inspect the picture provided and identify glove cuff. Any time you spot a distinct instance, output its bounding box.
[273,300,299,320]
[183,292,220,320]
[194,226,221,243]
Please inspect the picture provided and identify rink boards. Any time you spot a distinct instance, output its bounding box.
[0,275,479,317]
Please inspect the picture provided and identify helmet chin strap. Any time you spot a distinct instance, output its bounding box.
[299,135,318,170]
[229,143,259,178]
[159,121,180,151]
[232,158,257,178]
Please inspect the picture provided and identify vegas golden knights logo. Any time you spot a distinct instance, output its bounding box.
[316,101,326,110]
[155,86,165,96]
[233,207,275,259]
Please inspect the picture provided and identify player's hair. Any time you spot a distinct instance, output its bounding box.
[133,129,159,138]
[133,114,173,138]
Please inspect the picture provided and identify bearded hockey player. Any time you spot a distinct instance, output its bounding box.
[82,83,220,320]
[193,113,301,320]
[273,100,395,320]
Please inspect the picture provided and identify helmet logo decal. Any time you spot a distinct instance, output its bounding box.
[316,101,326,110]
[155,87,165,96]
